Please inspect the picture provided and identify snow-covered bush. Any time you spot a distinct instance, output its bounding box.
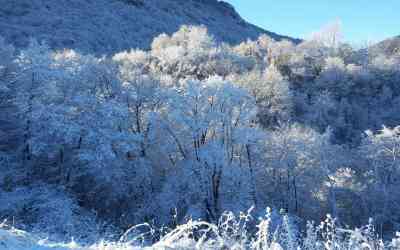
[0,184,100,243]
[2,210,400,250]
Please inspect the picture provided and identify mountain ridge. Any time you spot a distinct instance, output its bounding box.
[0,0,300,54]
[371,35,400,55]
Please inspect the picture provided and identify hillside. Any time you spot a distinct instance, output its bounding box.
[0,0,298,54]
[370,35,400,55]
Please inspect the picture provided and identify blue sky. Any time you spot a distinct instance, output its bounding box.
[225,0,399,43]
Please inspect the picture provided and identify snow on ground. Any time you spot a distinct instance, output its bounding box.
[0,227,140,250]
[0,226,72,250]
[2,222,400,250]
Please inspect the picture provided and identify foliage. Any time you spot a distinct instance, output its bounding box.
[1,22,400,243]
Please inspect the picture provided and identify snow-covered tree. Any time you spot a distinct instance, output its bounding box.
[229,65,293,128]
[151,25,216,79]
[310,19,343,48]
[2,23,400,240]
[151,76,261,221]
[0,38,21,192]
[260,124,347,221]
[151,26,254,80]
[359,126,400,232]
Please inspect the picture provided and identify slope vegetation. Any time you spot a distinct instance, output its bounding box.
[0,0,298,54]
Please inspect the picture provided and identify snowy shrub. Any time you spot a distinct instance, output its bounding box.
[2,210,400,249]
[0,184,100,243]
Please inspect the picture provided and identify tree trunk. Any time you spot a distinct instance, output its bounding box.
[293,176,298,213]
[210,164,222,221]
[24,72,35,162]
[246,144,258,207]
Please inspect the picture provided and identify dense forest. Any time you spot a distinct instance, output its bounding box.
[1,25,400,249]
